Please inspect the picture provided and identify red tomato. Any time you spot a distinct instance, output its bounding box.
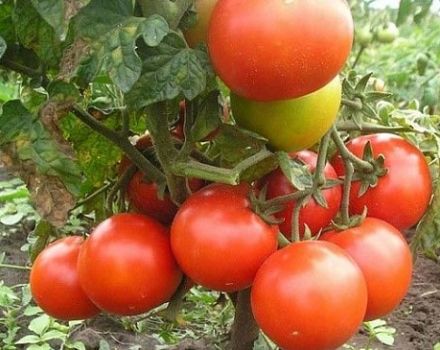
[77,213,182,316]
[321,218,413,321]
[184,0,218,48]
[170,183,278,292]
[251,241,367,350]
[264,150,342,238]
[208,0,354,101]
[30,237,100,320]
[331,133,432,230]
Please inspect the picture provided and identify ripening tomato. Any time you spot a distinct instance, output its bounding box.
[331,133,432,230]
[231,76,342,152]
[251,241,367,350]
[264,150,342,238]
[208,0,353,101]
[170,183,278,292]
[321,218,413,321]
[184,0,218,48]
[77,213,182,316]
[30,237,100,320]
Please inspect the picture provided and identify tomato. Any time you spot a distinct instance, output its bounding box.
[184,0,218,48]
[321,217,413,321]
[170,183,278,292]
[231,76,341,152]
[251,241,367,350]
[208,0,353,101]
[376,22,399,44]
[77,213,182,316]
[264,150,342,238]
[356,26,373,46]
[30,237,100,320]
[331,134,432,230]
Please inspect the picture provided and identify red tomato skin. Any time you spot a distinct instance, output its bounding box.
[77,213,182,316]
[331,133,432,230]
[321,217,413,321]
[208,0,354,101]
[127,171,178,225]
[264,150,342,238]
[170,183,278,292]
[30,237,100,320]
[251,241,367,350]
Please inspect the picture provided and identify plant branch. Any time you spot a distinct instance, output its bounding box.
[230,289,259,350]
[106,164,137,214]
[72,105,166,185]
[340,159,354,226]
[0,58,49,88]
[352,45,366,69]
[341,98,363,111]
[71,182,113,211]
[0,264,31,271]
[336,120,413,133]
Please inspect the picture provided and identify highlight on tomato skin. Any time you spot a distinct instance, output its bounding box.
[30,236,100,321]
[251,240,368,350]
[77,213,183,316]
[170,183,279,292]
[321,217,413,321]
[208,0,354,101]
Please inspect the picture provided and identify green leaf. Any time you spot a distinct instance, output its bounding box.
[24,306,43,317]
[13,0,64,67]
[30,0,65,40]
[0,1,16,43]
[126,33,207,109]
[0,100,82,196]
[75,0,169,92]
[0,36,6,59]
[434,342,440,350]
[397,0,413,25]
[0,212,24,226]
[190,91,221,141]
[277,153,313,191]
[28,314,51,336]
[15,335,41,345]
[412,177,440,261]
[27,344,52,350]
[40,329,67,342]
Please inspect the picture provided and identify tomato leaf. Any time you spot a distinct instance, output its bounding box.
[190,90,221,141]
[412,177,440,261]
[126,32,208,109]
[0,100,82,196]
[75,0,169,92]
[0,36,6,59]
[277,152,313,191]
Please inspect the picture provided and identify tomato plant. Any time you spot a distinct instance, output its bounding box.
[184,0,218,48]
[331,133,432,230]
[208,0,353,101]
[30,236,100,321]
[251,241,367,350]
[231,76,342,152]
[77,213,182,316]
[170,183,278,292]
[322,217,413,321]
[264,150,342,238]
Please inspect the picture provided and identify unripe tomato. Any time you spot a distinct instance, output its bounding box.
[30,237,100,320]
[77,213,182,316]
[208,0,353,101]
[231,76,341,152]
[376,22,399,44]
[356,26,373,46]
[251,241,367,350]
[322,218,413,321]
[331,134,432,230]
[184,0,218,48]
[264,150,342,238]
[171,183,278,292]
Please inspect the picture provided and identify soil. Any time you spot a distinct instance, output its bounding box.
[1,170,439,350]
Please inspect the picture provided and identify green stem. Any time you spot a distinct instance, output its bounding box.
[161,277,193,322]
[340,159,354,226]
[341,98,363,111]
[146,102,187,204]
[352,45,366,69]
[261,189,312,211]
[71,182,113,211]
[72,105,166,185]
[291,196,307,242]
[0,264,31,271]
[331,126,374,172]
[0,58,49,88]
[336,120,413,133]
[312,130,332,190]
[106,164,137,214]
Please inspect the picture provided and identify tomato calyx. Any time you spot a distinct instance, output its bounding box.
[331,207,368,231]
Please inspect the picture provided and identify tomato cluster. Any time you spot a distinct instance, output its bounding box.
[29,1,433,350]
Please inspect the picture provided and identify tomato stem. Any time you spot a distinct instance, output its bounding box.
[352,45,366,69]
[106,164,137,215]
[72,105,166,185]
[161,277,193,322]
[341,98,363,111]
[336,120,413,133]
[0,264,31,271]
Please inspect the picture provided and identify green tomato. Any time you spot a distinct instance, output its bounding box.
[356,26,373,46]
[376,22,399,44]
[231,76,341,152]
